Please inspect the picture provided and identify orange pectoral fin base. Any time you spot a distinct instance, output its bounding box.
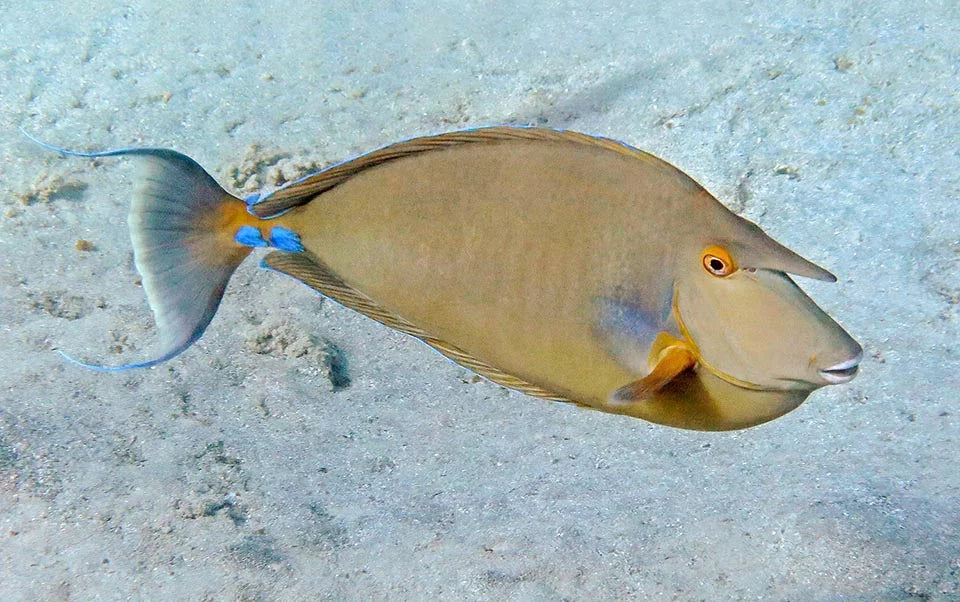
[608,333,697,408]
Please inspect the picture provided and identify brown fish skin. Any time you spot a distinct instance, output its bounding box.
[262,128,860,430]
[280,137,674,405]
[40,127,861,431]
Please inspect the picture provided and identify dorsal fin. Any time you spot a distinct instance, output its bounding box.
[261,250,576,403]
[249,127,656,218]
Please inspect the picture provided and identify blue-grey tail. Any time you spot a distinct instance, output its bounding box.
[25,131,253,370]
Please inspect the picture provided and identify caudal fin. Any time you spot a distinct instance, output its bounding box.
[27,135,254,370]
[121,149,253,369]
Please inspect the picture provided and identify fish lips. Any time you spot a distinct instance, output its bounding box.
[817,350,862,384]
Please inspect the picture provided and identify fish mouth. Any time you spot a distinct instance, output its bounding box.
[818,351,862,384]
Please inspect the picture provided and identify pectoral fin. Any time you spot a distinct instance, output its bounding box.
[609,333,696,406]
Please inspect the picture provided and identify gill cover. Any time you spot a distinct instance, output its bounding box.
[675,267,840,391]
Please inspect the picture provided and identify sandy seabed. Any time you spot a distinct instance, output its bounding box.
[1,1,958,600]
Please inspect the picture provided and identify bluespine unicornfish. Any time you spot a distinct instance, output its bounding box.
[30,127,862,431]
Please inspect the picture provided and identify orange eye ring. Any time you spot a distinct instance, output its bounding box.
[701,245,736,277]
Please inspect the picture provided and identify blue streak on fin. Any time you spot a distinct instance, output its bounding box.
[243,188,293,219]
[268,227,304,252]
[235,225,268,247]
[56,344,192,372]
[20,126,165,159]
[23,128,251,370]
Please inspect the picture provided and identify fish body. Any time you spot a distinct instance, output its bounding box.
[38,127,862,431]
[288,136,673,407]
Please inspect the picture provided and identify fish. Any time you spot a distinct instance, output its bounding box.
[31,126,862,431]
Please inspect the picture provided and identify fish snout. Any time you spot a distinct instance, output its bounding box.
[817,347,863,385]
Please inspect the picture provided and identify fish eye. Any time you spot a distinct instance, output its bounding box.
[701,245,736,277]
